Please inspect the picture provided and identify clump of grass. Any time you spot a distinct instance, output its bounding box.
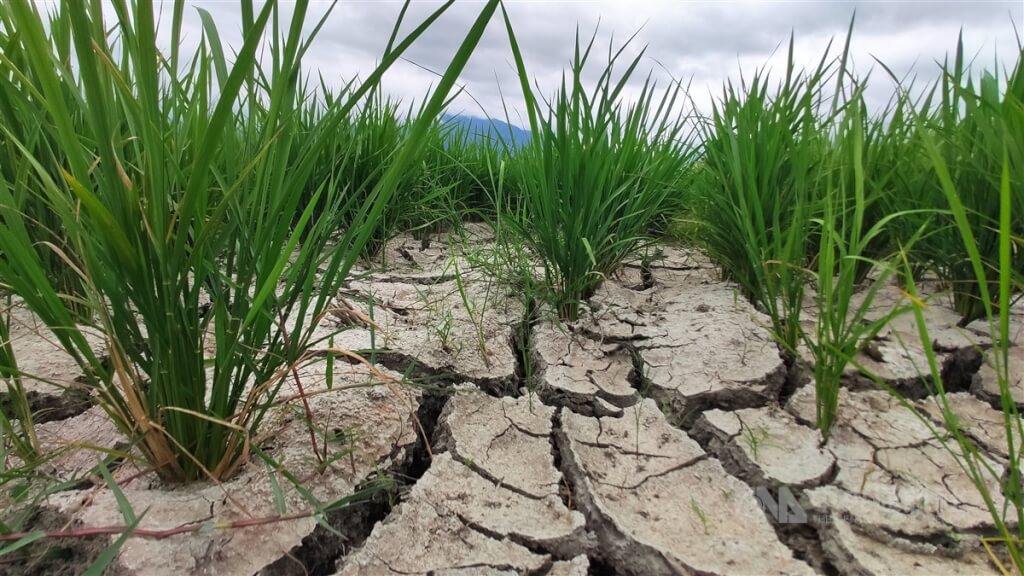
[916,37,1024,325]
[429,117,517,218]
[846,81,939,284]
[0,6,89,320]
[874,44,1023,569]
[693,32,843,353]
[806,93,920,440]
[0,0,498,482]
[326,88,408,259]
[502,19,695,321]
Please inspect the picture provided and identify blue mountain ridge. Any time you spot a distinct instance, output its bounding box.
[442,114,531,147]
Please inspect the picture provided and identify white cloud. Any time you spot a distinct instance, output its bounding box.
[154,0,1021,121]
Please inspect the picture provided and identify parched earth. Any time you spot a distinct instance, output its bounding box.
[2,227,1021,575]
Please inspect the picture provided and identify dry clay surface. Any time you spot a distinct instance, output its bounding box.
[29,361,419,576]
[5,235,1021,575]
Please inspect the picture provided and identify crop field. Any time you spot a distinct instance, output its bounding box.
[0,1,1021,574]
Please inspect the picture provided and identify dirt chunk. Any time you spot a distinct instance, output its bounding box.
[335,454,578,575]
[532,322,639,415]
[785,385,1005,572]
[821,518,999,576]
[436,390,560,498]
[335,272,522,390]
[972,345,1024,408]
[338,391,592,575]
[693,407,835,487]
[34,405,125,481]
[633,283,787,426]
[546,555,589,576]
[334,495,548,576]
[406,454,586,556]
[568,268,787,425]
[557,399,814,576]
[918,391,1023,460]
[5,302,103,411]
[789,386,1005,531]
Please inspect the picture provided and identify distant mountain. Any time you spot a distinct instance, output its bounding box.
[442,114,531,148]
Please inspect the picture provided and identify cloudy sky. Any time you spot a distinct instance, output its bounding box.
[162,1,1021,124]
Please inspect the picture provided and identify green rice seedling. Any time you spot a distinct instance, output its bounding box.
[690,497,712,535]
[806,94,921,440]
[435,309,458,355]
[413,285,459,356]
[0,0,498,482]
[338,89,407,258]
[433,115,526,221]
[872,61,1023,567]
[405,118,491,238]
[0,7,90,320]
[860,76,944,283]
[919,37,1024,324]
[315,98,474,259]
[924,47,1022,562]
[453,260,492,368]
[739,422,772,461]
[846,85,928,283]
[502,18,696,321]
[296,83,417,259]
[694,32,843,353]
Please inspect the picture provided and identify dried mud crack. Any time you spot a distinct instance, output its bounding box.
[260,387,451,576]
[0,508,109,576]
[335,389,592,575]
[688,406,839,574]
[554,399,815,575]
[0,387,93,425]
[8,238,1021,576]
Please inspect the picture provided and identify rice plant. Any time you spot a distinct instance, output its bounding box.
[806,94,920,440]
[398,119,477,244]
[420,118,510,221]
[503,19,696,320]
[335,89,408,258]
[846,84,934,283]
[0,0,498,482]
[861,79,941,282]
[302,96,488,258]
[693,33,842,353]
[920,37,1024,325]
[0,7,90,320]
[881,54,1023,568]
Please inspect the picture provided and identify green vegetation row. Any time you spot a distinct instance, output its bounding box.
[688,23,1023,567]
[0,0,1021,569]
[0,0,506,483]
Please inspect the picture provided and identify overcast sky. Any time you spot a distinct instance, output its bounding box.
[160,1,1021,124]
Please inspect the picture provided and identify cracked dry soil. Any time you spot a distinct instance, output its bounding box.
[3,231,1022,575]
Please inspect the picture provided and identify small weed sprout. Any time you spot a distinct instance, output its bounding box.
[437,309,458,355]
[326,335,335,391]
[453,260,491,367]
[415,284,460,356]
[690,497,712,535]
[739,422,773,462]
